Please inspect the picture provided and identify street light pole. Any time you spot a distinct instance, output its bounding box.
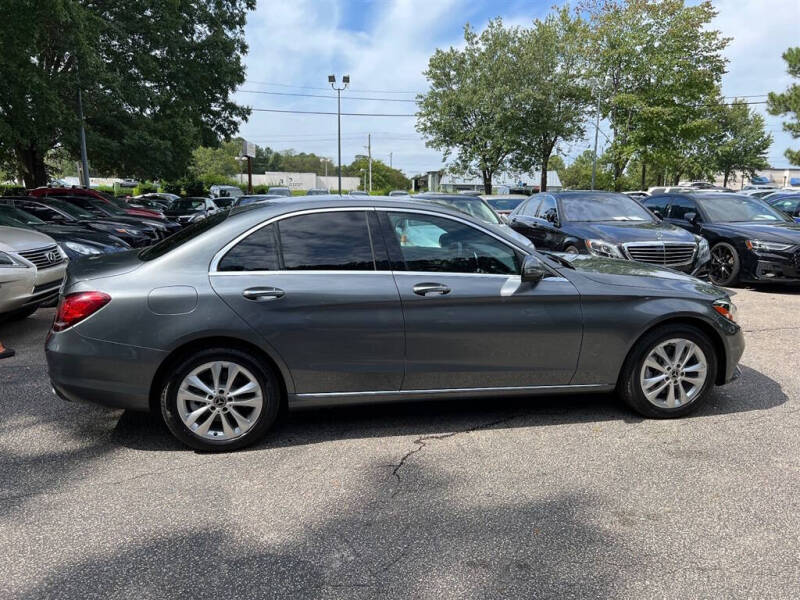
[591,90,600,191]
[329,74,350,195]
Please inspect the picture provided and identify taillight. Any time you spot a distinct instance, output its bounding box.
[52,292,111,332]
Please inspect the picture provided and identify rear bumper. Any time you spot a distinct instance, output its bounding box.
[46,328,166,411]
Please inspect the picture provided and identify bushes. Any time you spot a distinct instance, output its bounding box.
[0,184,26,196]
[161,181,183,195]
[134,182,157,195]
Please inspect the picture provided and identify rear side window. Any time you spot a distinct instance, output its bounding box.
[278,211,376,271]
[218,223,279,271]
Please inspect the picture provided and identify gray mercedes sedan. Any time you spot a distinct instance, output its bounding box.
[46,196,744,451]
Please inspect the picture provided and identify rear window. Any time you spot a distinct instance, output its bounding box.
[139,212,229,260]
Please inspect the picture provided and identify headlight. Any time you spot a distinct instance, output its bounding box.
[712,298,737,322]
[745,239,792,252]
[63,241,104,255]
[0,251,26,267]
[585,239,624,259]
[695,235,710,261]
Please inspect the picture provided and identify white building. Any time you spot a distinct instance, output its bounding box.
[411,170,562,193]
[235,172,361,192]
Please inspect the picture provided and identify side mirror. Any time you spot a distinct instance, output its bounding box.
[685,212,699,225]
[521,255,547,283]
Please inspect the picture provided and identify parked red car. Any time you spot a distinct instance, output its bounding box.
[28,187,165,220]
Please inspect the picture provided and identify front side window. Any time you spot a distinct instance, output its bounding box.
[773,198,800,216]
[536,196,558,223]
[643,195,668,216]
[387,212,520,275]
[522,198,541,217]
[668,197,699,221]
[278,211,376,271]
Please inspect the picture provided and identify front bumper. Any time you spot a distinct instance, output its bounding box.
[0,264,65,314]
[46,327,167,411]
[718,319,745,385]
[741,253,800,283]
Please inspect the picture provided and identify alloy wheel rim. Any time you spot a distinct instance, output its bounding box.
[177,361,263,441]
[710,246,735,284]
[639,338,708,409]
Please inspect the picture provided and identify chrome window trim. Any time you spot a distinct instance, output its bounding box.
[296,383,606,399]
[209,205,542,275]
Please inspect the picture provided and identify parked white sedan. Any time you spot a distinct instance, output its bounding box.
[0,226,67,320]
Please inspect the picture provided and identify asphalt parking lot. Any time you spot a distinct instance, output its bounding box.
[1,287,799,599]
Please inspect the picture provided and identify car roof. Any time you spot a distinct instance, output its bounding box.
[480,194,529,199]
[550,190,630,199]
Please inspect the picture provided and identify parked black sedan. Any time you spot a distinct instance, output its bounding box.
[0,197,155,248]
[54,195,180,238]
[0,205,130,259]
[764,192,800,223]
[164,197,221,226]
[642,192,800,286]
[508,191,710,275]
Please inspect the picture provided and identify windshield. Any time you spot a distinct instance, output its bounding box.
[139,212,229,260]
[560,193,655,222]
[171,199,206,211]
[698,195,790,223]
[0,206,46,226]
[430,197,501,224]
[94,199,126,215]
[43,199,95,220]
[486,198,525,212]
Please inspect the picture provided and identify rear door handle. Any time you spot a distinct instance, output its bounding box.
[412,282,451,296]
[242,286,285,301]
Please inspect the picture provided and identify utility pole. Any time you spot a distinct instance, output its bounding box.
[329,74,350,195]
[364,134,372,192]
[591,91,600,191]
[77,63,91,188]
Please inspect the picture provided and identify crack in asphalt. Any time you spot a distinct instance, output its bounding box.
[390,415,517,491]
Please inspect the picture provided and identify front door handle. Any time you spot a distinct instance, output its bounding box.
[242,286,285,301]
[412,282,451,296]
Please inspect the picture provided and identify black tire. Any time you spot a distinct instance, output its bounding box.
[617,325,717,419]
[708,242,740,287]
[160,347,281,451]
[564,244,580,254]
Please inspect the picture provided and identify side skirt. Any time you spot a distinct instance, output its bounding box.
[290,383,614,409]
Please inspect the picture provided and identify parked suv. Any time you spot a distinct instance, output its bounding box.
[508,191,710,275]
[1,226,67,321]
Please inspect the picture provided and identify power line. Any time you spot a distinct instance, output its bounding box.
[238,89,417,103]
[244,80,421,94]
[250,107,416,117]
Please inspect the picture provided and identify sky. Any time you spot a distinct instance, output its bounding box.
[234,0,800,177]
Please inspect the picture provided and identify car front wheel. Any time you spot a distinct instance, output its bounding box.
[618,325,717,418]
[708,242,740,287]
[160,348,280,451]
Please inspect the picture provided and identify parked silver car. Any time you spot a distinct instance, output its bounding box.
[0,226,68,320]
[46,197,743,452]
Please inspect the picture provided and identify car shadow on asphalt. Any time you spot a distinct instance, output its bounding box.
[110,365,787,453]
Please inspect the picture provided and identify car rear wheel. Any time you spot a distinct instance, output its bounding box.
[160,348,280,451]
[564,245,580,254]
[708,242,740,286]
[618,325,717,419]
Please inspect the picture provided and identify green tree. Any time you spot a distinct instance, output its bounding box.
[189,140,241,183]
[561,149,614,190]
[0,0,254,187]
[511,7,592,191]
[768,47,800,166]
[343,156,410,192]
[583,0,729,190]
[416,20,519,194]
[713,99,772,187]
[548,155,567,178]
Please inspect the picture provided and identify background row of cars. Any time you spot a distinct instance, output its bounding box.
[3,182,800,323]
